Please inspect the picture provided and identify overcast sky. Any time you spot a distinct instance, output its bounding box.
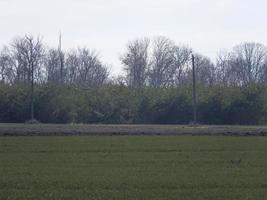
[0,0,267,75]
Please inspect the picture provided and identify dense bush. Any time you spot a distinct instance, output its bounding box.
[0,84,266,125]
[0,84,30,123]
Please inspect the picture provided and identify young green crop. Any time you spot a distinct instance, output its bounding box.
[1,136,267,200]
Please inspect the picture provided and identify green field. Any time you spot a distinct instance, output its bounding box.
[1,136,267,200]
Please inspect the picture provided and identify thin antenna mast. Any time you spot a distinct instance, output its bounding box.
[58,32,64,83]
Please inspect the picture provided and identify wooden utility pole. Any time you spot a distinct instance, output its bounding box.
[192,54,197,125]
[30,61,34,120]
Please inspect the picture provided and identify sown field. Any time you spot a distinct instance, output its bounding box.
[1,136,267,200]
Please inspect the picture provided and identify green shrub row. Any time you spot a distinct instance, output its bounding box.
[0,84,266,125]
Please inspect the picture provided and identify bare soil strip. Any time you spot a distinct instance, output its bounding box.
[0,124,267,136]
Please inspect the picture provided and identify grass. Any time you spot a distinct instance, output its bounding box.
[1,136,267,200]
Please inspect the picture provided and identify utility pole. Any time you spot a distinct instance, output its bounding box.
[30,61,34,120]
[192,54,197,125]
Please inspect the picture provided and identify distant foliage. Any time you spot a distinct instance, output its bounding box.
[0,35,267,124]
[0,84,266,125]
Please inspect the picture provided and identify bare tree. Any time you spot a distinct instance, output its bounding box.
[216,51,232,86]
[10,35,45,120]
[0,46,15,84]
[178,53,216,86]
[76,48,108,85]
[149,37,175,87]
[0,50,7,83]
[45,35,66,85]
[64,48,109,86]
[233,43,267,85]
[121,38,150,88]
[45,48,61,84]
[10,36,45,84]
[194,54,216,86]
[261,64,267,84]
[148,36,191,87]
[172,45,191,85]
[216,43,267,86]
[65,50,79,85]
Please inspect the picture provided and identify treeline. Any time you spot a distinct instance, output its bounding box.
[0,84,266,124]
[0,35,266,124]
[1,35,267,87]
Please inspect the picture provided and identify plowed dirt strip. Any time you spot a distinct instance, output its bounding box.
[0,124,266,136]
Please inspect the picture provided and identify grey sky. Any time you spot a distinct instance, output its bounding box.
[1,0,267,75]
